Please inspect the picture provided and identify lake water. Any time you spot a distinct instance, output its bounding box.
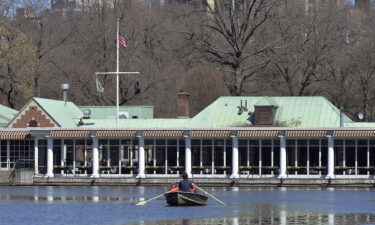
[0,186,374,225]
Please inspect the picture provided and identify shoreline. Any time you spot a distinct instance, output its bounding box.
[2,176,375,187]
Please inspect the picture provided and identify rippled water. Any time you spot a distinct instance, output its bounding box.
[0,186,374,225]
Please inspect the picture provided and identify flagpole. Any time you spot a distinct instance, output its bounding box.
[116,18,120,128]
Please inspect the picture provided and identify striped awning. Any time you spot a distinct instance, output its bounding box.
[96,130,135,137]
[50,130,91,138]
[0,131,30,139]
[190,130,230,138]
[333,130,375,137]
[143,130,183,137]
[237,130,278,137]
[286,130,327,137]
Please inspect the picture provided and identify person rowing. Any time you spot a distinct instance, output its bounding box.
[178,171,196,193]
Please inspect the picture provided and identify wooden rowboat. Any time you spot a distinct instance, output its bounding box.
[164,191,208,206]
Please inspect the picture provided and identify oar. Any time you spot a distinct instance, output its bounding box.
[195,186,226,206]
[136,188,178,206]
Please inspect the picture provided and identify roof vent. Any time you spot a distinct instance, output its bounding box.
[340,107,344,127]
[61,84,69,102]
[83,109,91,119]
[119,112,129,119]
[238,100,248,115]
[78,118,84,126]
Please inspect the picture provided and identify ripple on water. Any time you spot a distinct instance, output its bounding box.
[0,186,375,225]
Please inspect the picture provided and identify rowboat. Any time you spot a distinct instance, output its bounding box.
[164,191,208,206]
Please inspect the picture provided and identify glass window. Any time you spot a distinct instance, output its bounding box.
[178,140,185,167]
[249,146,259,166]
[109,139,119,145]
[202,146,212,166]
[249,140,258,146]
[297,140,307,146]
[167,139,177,145]
[345,146,355,167]
[239,139,247,146]
[357,139,368,146]
[262,146,272,167]
[192,145,200,167]
[239,145,247,166]
[202,139,212,145]
[345,140,356,146]
[334,140,343,146]
[309,139,320,146]
[309,146,319,167]
[167,145,177,167]
[262,140,272,146]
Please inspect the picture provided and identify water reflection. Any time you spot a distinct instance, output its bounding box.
[0,194,135,203]
[128,207,375,225]
[1,186,375,225]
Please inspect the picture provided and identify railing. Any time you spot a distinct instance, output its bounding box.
[8,160,35,185]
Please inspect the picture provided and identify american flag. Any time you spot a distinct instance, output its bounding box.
[117,33,127,48]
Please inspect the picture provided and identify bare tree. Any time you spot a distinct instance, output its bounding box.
[179,66,229,116]
[180,0,278,96]
[263,1,348,96]
[0,18,38,108]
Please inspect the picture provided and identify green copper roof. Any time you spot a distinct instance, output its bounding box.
[0,104,18,128]
[188,96,353,128]
[78,106,154,119]
[33,98,83,128]
[343,122,375,128]
[80,96,357,129]
[8,96,373,129]
[80,118,188,128]
[254,96,278,107]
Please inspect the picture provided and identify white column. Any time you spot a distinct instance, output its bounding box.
[185,136,192,177]
[259,140,262,176]
[367,139,370,176]
[165,140,168,175]
[355,139,358,176]
[199,140,203,175]
[211,140,214,175]
[84,140,87,175]
[107,145,110,167]
[137,136,146,178]
[307,140,310,175]
[279,135,287,178]
[92,136,99,178]
[224,140,227,175]
[46,137,54,177]
[319,139,322,176]
[230,135,239,179]
[153,140,156,175]
[119,145,124,175]
[34,137,39,175]
[271,140,274,176]
[343,141,346,175]
[61,140,66,175]
[176,141,180,167]
[6,140,10,170]
[130,144,134,175]
[294,140,297,175]
[326,135,335,179]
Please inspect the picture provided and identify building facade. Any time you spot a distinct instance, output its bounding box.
[1,94,375,180]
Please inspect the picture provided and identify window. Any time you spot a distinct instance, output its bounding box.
[29,120,38,127]
[254,107,276,125]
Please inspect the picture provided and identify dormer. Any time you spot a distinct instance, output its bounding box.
[253,97,278,126]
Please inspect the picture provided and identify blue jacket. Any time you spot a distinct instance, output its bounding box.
[178,179,194,192]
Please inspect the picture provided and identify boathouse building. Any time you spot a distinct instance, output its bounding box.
[1,92,375,182]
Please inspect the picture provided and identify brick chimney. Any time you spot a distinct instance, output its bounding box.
[177,92,190,118]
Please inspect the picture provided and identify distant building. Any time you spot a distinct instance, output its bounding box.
[51,0,114,11]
